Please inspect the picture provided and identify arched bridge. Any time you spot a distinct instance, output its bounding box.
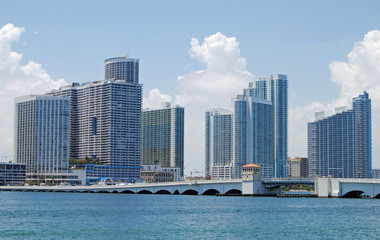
[0,180,243,196]
[317,178,380,198]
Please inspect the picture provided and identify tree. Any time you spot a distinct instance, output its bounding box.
[38,175,45,185]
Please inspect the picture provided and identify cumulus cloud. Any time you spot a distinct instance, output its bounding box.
[145,32,254,174]
[175,33,254,174]
[143,88,172,109]
[289,30,380,167]
[176,32,253,107]
[0,23,67,156]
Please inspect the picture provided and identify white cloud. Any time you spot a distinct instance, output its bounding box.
[289,30,380,168]
[176,32,253,107]
[145,33,255,174]
[172,33,254,174]
[0,23,68,156]
[143,88,172,109]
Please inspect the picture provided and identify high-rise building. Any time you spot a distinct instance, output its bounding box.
[48,56,142,179]
[243,74,288,178]
[205,109,233,179]
[142,102,184,176]
[308,92,372,178]
[233,95,274,178]
[205,74,288,179]
[14,95,71,180]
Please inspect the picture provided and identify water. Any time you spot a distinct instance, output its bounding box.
[0,192,379,239]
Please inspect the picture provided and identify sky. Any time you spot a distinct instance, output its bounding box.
[1,0,380,175]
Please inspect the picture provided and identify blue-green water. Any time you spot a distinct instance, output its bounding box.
[0,192,379,239]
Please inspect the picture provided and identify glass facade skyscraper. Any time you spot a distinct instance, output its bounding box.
[243,74,288,178]
[142,103,184,176]
[233,96,274,178]
[308,92,372,178]
[205,74,287,179]
[14,95,70,178]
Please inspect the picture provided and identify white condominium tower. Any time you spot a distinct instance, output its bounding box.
[205,109,233,179]
[142,102,184,176]
[48,56,142,179]
[14,95,70,180]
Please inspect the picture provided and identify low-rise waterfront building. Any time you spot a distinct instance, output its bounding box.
[0,162,26,186]
[141,165,174,183]
[287,157,309,178]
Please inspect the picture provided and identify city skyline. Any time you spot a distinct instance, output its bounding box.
[1,1,380,174]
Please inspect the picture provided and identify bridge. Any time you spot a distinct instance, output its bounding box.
[262,178,315,188]
[4,177,379,198]
[0,178,314,196]
[0,180,244,196]
[316,178,380,198]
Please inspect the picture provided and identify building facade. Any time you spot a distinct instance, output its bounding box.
[105,56,139,84]
[204,74,288,179]
[0,162,26,186]
[372,169,380,179]
[14,95,71,181]
[287,157,309,178]
[233,96,274,178]
[49,56,142,179]
[308,92,372,178]
[205,108,233,179]
[142,103,184,176]
[140,165,175,183]
[242,74,288,178]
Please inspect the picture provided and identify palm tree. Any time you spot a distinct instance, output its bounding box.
[38,175,45,185]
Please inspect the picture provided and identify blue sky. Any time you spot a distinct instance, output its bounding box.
[1,1,380,174]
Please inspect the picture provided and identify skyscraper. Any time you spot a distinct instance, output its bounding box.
[205,74,288,179]
[14,95,70,181]
[308,92,372,178]
[243,74,288,178]
[232,95,274,178]
[142,103,184,176]
[205,109,233,179]
[48,56,142,179]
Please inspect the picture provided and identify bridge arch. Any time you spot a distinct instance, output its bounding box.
[173,190,180,195]
[120,190,135,194]
[97,190,111,194]
[225,189,242,196]
[342,190,364,198]
[138,190,153,194]
[202,189,220,196]
[374,193,380,199]
[182,189,198,195]
[155,189,171,195]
